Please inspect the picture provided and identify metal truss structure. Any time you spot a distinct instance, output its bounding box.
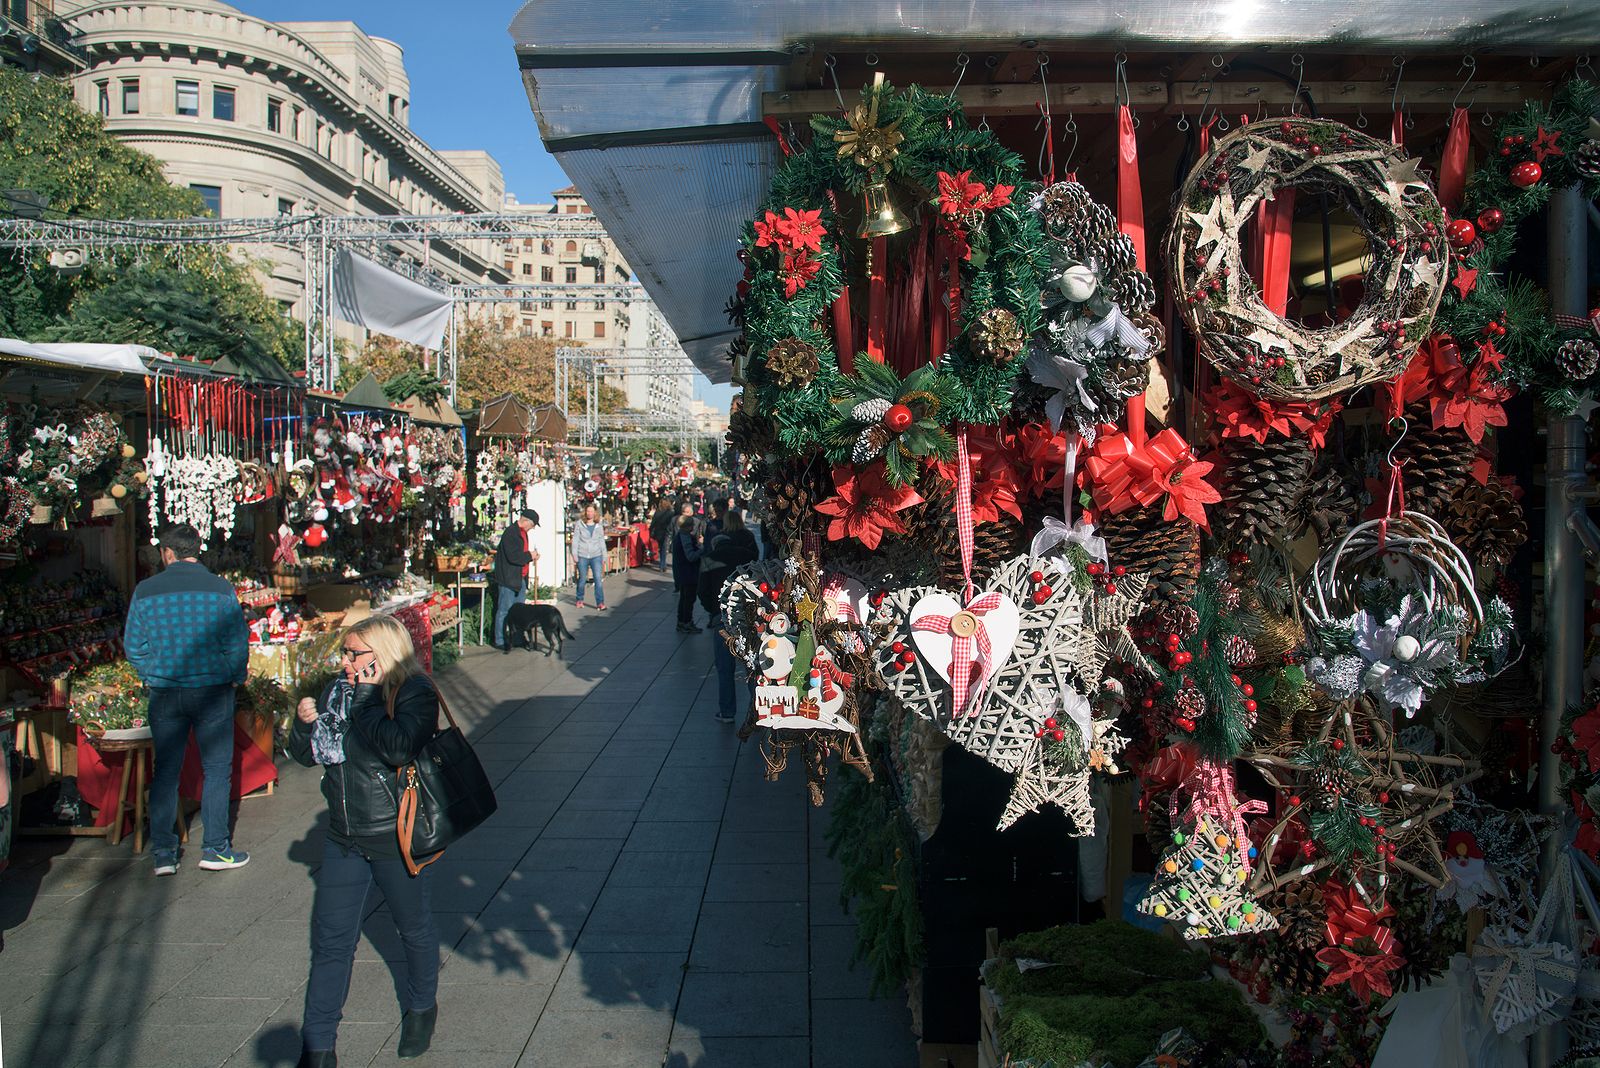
[555,346,707,448]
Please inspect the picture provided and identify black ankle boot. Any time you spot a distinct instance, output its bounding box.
[397,1004,438,1059]
[296,1049,336,1068]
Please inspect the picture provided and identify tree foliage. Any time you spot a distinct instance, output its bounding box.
[0,68,296,367]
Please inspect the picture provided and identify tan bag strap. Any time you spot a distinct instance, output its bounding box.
[386,680,446,877]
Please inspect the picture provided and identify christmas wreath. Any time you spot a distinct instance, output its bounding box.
[1170,117,1449,401]
[1438,79,1600,414]
[739,81,1046,459]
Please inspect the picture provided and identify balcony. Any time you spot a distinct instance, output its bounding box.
[0,0,87,73]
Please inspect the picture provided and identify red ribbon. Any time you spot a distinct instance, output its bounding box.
[1082,425,1195,515]
[912,591,1004,718]
[1438,107,1471,213]
[1391,108,1405,149]
[1116,105,1146,272]
[866,236,888,362]
[1253,188,1297,317]
[1206,381,1340,448]
[1138,743,1198,815]
[1167,758,1266,855]
[1323,880,1398,956]
[1555,308,1600,337]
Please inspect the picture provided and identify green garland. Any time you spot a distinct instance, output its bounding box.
[1444,79,1600,413]
[741,82,1046,457]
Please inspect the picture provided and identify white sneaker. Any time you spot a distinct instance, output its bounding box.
[153,854,179,876]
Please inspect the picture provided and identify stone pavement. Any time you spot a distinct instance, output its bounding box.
[0,568,918,1068]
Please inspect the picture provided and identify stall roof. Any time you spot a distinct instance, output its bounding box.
[341,373,400,413]
[530,402,568,444]
[389,389,464,428]
[469,393,535,437]
[0,338,158,376]
[510,1,1600,383]
[211,351,296,385]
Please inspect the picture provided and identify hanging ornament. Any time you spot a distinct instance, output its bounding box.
[1445,218,1477,248]
[970,307,1027,366]
[1509,161,1543,188]
[1476,207,1505,234]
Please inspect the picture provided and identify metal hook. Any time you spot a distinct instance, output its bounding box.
[1289,53,1305,117]
[1579,55,1595,81]
[1481,109,1495,127]
[1384,415,1410,474]
[1176,112,1191,132]
[1211,53,1226,69]
[1216,114,1231,131]
[1113,52,1130,109]
[824,55,846,113]
[1256,98,1267,123]
[1197,77,1218,130]
[948,52,970,99]
[1062,114,1079,172]
[1451,55,1477,110]
[1356,103,1369,129]
[865,52,879,67]
[1034,55,1055,180]
[1390,56,1407,113]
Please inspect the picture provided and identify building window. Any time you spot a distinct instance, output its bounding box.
[503,260,514,273]
[176,80,200,117]
[564,322,575,338]
[593,322,605,338]
[541,321,553,336]
[213,86,235,122]
[564,267,577,284]
[541,300,552,310]
[566,300,577,311]
[596,301,607,311]
[541,239,553,254]
[278,197,295,215]
[267,97,282,133]
[540,266,552,282]
[388,94,399,118]
[564,240,577,253]
[292,106,304,141]
[95,81,110,116]
[522,238,533,249]
[593,265,604,283]
[521,263,533,276]
[190,184,222,216]
[121,79,140,114]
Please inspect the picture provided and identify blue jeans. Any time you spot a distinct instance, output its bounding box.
[148,684,236,857]
[711,612,756,718]
[302,838,438,1051]
[575,555,605,605]
[493,581,526,647]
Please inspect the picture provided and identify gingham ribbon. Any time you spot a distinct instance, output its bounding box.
[1169,757,1266,857]
[912,591,1004,717]
[1555,308,1600,336]
[955,426,975,601]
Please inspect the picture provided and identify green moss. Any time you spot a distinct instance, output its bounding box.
[1000,979,1264,1067]
[990,921,1208,999]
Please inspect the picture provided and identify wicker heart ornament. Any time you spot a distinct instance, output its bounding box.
[906,590,1020,715]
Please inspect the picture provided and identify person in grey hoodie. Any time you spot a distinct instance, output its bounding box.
[571,504,607,609]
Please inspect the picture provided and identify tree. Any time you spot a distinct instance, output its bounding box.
[0,69,296,367]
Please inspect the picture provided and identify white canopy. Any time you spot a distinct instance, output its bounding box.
[0,338,160,375]
[330,250,453,350]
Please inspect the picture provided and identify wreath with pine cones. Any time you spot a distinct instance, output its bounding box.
[738,81,1045,464]
[1170,117,1450,402]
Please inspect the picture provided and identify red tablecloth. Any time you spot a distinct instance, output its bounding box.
[390,602,433,673]
[76,722,278,834]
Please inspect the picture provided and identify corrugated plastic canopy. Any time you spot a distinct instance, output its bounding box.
[511,0,1600,382]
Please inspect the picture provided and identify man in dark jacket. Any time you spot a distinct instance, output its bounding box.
[671,514,704,634]
[124,524,250,875]
[492,510,539,652]
[649,499,676,572]
[697,512,760,722]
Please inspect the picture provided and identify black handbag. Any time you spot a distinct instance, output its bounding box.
[388,685,497,875]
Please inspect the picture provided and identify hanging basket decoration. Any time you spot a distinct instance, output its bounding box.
[873,553,1148,832]
[1301,513,1517,718]
[1169,117,1449,401]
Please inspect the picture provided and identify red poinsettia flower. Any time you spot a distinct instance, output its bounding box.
[780,251,822,298]
[932,429,1024,525]
[814,462,924,550]
[752,210,784,249]
[1572,711,1600,774]
[777,207,826,253]
[1317,943,1405,1003]
[1153,459,1222,529]
[1206,381,1342,448]
[1436,362,1513,444]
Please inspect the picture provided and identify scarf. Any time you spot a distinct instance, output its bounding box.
[311,678,355,765]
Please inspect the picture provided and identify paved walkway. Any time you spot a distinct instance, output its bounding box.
[0,569,917,1068]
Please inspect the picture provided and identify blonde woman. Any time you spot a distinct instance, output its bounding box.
[288,616,441,1066]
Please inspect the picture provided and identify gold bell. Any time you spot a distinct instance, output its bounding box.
[858,175,909,238]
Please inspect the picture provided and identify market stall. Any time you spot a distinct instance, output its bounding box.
[511,10,1600,1062]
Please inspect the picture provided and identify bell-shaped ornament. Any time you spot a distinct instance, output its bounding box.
[857,176,910,238]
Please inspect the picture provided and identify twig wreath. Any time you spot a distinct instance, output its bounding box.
[1169,117,1449,401]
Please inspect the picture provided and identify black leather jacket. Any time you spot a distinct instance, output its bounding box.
[288,674,439,839]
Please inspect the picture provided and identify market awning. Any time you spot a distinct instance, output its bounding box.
[0,338,157,376]
[469,393,535,437]
[530,402,568,443]
[390,389,464,427]
[509,1,1600,384]
[341,372,401,413]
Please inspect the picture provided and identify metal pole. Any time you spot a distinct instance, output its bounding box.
[447,302,458,405]
[302,236,315,383]
[1535,182,1589,1067]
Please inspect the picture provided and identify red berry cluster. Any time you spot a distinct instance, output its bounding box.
[888,639,915,673]
[1083,561,1124,597]
[1026,569,1054,606]
[1196,166,1232,194]
[1181,258,1231,308]
[1277,120,1326,156]
[1034,715,1067,743]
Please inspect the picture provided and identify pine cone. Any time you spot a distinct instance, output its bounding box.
[763,462,832,548]
[1573,138,1600,179]
[1106,270,1156,317]
[1036,182,1094,235]
[971,308,1026,366]
[1216,436,1314,550]
[765,337,820,388]
[725,406,777,460]
[1100,353,1153,400]
[1445,478,1528,570]
[1387,405,1474,519]
[940,512,1029,589]
[851,398,892,424]
[1292,456,1361,544]
[1175,686,1208,721]
[1099,504,1200,608]
[1154,603,1201,641]
[852,425,891,463]
[895,473,959,578]
[1559,337,1600,379]
[1091,232,1139,278]
[1223,635,1257,668]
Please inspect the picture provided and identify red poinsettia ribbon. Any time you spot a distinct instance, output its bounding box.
[1083,425,1220,528]
[1138,743,1198,815]
[1206,381,1341,448]
[1316,943,1404,1003]
[912,591,1004,718]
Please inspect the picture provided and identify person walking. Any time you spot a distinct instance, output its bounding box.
[649,499,676,572]
[123,524,250,876]
[289,615,441,1066]
[492,510,539,652]
[704,497,729,541]
[571,504,607,610]
[697,511,760,722]
[672,514,704,634]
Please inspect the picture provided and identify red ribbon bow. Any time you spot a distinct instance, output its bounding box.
[1083,425,1220,529]
[1317,880,1405,1002]
[1385,335,1513,443]
[912,591,1004,718]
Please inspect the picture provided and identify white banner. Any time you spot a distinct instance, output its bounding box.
[329,250,452,350]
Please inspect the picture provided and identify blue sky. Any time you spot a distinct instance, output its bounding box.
[250,0,733,409]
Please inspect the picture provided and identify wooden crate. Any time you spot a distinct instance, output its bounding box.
[978,928,1003,1068]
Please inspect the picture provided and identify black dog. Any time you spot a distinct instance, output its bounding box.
[505,603,575,655]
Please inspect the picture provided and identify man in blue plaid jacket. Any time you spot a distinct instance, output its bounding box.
[124,524,251,876]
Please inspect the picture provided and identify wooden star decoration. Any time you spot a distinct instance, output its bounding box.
[1238,141,1276,174]
[1244,697,1481,906]
[1187,199,1228,253]
[1000,747,1096,832]
[1386,156,1428,192]
[1405,254,1444,295]
[877,554,1150,833]
[794,593,818,624]
[1533,125,1565,163]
